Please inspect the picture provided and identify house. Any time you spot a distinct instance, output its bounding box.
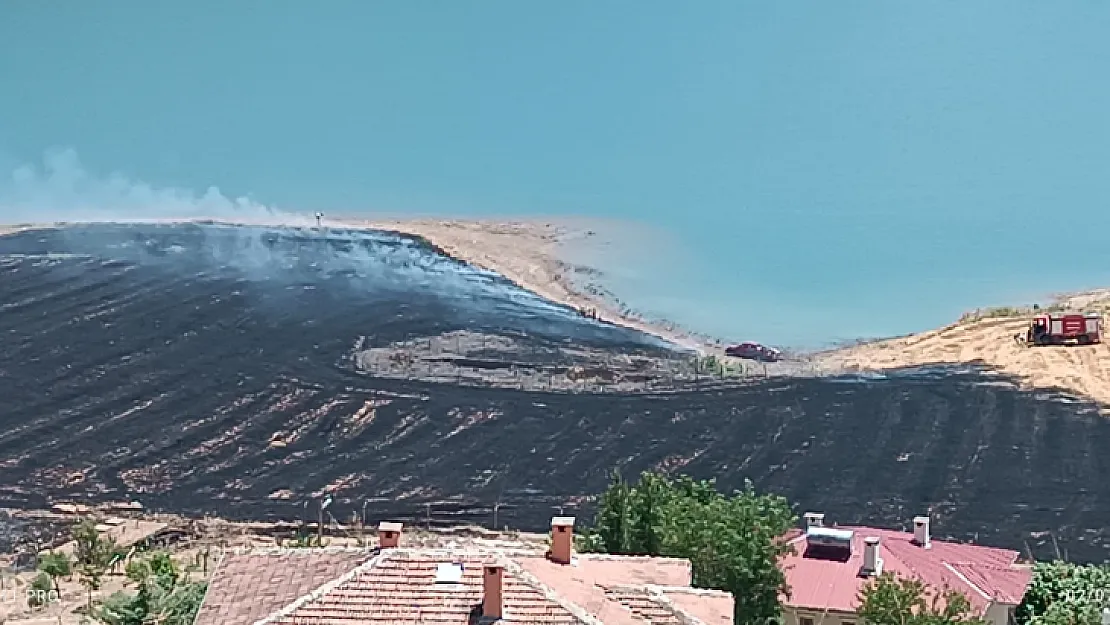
[193,516,735,625]
[779,512,1033,625]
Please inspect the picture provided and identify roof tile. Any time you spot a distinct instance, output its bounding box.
[662,588,734,625]
[193,549,372,625]
[198,547,734,625]
[605,588,682,625]
[270,551,583,625]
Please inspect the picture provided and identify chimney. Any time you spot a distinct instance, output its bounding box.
[378,521,403,548]
[913,516,931,548]
[483,563,504,620]
[549,516,575,564]
[803,512,825,530]
[861,537,883,576]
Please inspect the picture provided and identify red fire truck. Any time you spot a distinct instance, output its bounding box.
[1026,312,1102,346]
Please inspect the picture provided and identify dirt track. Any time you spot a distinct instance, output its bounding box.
[1,224,1109,563]
[818,314,1110,407]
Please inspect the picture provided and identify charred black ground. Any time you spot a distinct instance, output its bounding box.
[0,223,1108,562]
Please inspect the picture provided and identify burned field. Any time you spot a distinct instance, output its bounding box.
[1,223,1109,562]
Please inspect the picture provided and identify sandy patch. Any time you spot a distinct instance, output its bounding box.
[0,224,39,237]
[816,303,1110,407]
[337,217,710,352]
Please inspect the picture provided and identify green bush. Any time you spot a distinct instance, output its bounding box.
[858,573,987,625]
[1017,561,1110,625]
[96,550,207,625]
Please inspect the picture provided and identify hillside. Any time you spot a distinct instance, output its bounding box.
[816,299,1110,407]
[1,223,1109,564]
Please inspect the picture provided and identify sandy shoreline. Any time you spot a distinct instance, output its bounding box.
[340,217,715,353]
[0,217,716,354]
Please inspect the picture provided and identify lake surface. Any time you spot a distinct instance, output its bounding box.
[3,2,1110,348]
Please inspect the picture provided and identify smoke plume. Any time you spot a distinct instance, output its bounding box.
[0,147,306,226]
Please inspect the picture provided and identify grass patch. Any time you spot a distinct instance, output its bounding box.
[958,303,1068,324]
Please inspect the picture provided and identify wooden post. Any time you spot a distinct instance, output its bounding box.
[362,501,369,546]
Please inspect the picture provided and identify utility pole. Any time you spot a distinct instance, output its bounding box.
[319,495,333,545]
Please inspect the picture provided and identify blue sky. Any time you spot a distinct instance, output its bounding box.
[2,2,1109,346]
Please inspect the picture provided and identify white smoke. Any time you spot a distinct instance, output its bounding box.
[0,147,309,226]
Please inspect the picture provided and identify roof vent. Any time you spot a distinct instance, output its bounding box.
[860,537,883,577]
[435,562,464,585]
[803,512,825,530]
[913,515,931,549]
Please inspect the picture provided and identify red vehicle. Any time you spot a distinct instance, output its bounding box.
[725,342,782,362]
[1026,312,1102,346]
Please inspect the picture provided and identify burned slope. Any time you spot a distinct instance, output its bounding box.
[0,224,1108,563]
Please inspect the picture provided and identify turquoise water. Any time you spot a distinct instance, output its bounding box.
[2,2,1109,348]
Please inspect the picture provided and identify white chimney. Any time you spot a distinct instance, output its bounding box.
[803,512,825,530]
[862,537,883,576]
[913,516,931,548]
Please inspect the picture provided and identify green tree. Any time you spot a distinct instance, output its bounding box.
[96,550,207,625]
[628,471,671,555]
[72,518,119,610]
[38,550,73,596]
[581,471,796,625]
[858,573,988,625]
[585,469,631,553]
[1017,562,1110,625]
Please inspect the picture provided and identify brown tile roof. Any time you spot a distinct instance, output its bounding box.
[194,548,372,625]
[268,551,584,625]
[660,588,734,625]
[571,554,693,587]
[600,585,735,625]
[515,556,642,625]
[604,588,682,625]
[198,547,734,625]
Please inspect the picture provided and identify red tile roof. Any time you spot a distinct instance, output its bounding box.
[661,588,734,625]
[780,526,1032,614]
[199,547,733,625]
[946,563,1032,605]
[193,549,372,625]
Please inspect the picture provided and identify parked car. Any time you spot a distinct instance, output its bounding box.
[725,341,782,362]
